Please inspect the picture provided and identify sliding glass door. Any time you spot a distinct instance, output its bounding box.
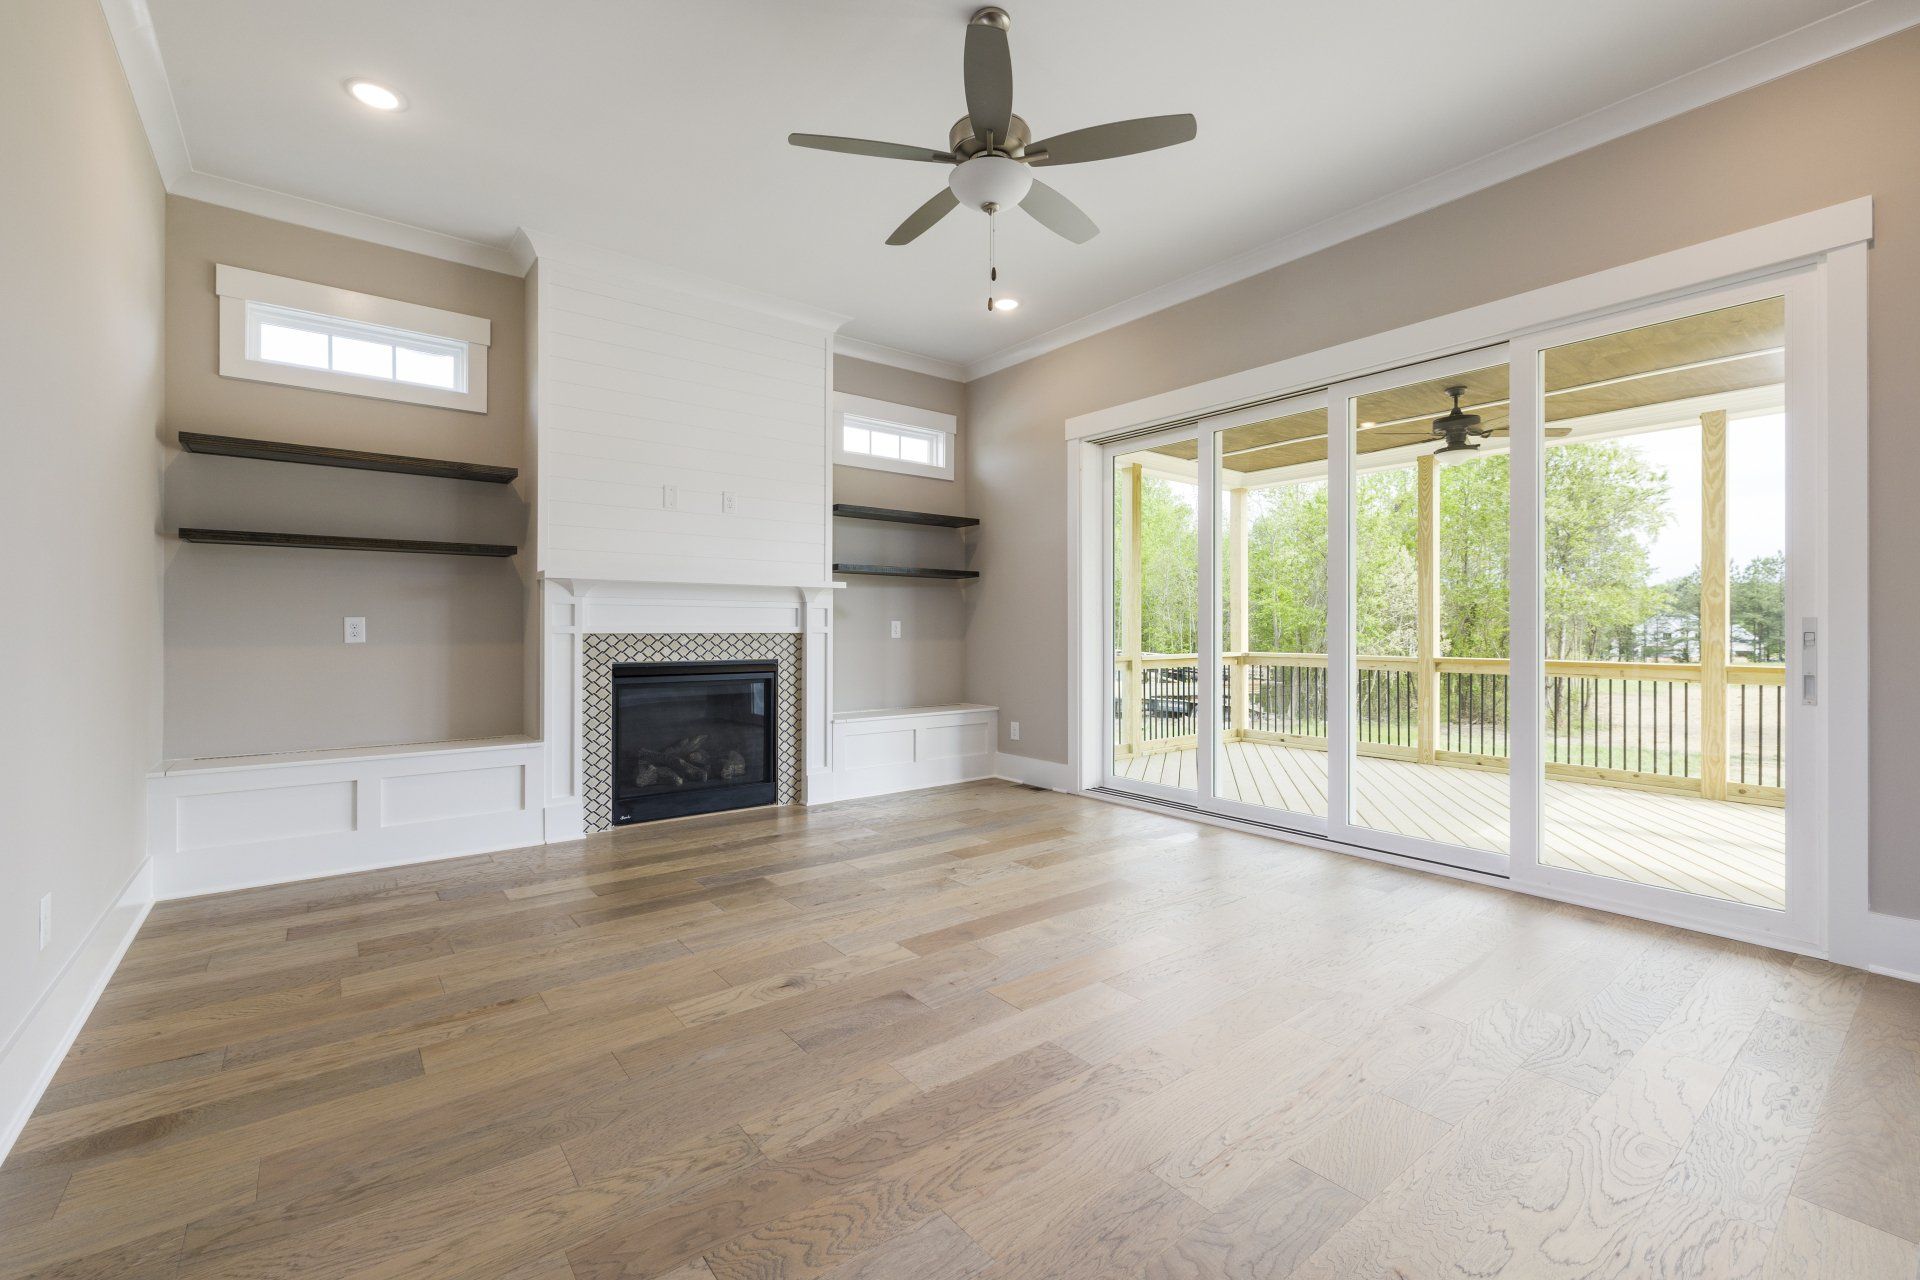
[1107,427,1203,802]
[1208,395,1330,830]
[1327,353,1513,874]
[1508,277,1818,942]
[1098,273,1820,944]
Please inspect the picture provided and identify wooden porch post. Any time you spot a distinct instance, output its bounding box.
[1415,453,1440,764]
[1700,409,1729,800]
[1120,461,1144,758]
[1228,486,1250,738]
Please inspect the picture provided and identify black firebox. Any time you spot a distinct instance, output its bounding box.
[610,661,778,825]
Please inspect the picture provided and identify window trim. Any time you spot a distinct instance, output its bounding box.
[832,392,957,480]
[216,265,490,413]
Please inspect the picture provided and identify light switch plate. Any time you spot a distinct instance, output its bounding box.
[663,485,678,510]
[344,617,367,644]
[1010,721,1021,741]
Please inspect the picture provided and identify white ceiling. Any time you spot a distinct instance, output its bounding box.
[141,0,1883,373]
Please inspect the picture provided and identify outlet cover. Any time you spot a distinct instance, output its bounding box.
[890,620,902,639]
[344,617,367,644]
[722,492,737,514]
[662,485,678,510]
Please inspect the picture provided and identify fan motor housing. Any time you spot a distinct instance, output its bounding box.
[950,113,1031,160]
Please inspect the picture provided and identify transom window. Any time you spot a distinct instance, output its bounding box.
[216,265,490,413]
[833,393,957,480]
[248,302,468,392]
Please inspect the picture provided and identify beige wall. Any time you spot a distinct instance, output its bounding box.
[831,356,971,711]
[0,0,164,1070]
[162,198,530,758]
[964,29,1920,915]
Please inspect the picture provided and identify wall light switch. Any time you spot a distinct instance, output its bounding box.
[890,620,902,639]
[722,492,737,514]
[344,617,367,644]
[662,485,678,510]
[1010,721,1021,741]
[39,893,52,950]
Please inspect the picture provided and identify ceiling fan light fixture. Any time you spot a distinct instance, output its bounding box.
[990,296,1020,311]
[346,79,405,111]
[949,155,1033,210]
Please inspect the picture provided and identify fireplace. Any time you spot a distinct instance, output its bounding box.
[611,661,778,824]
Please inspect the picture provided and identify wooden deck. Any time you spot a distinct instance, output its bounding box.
[1116,740,1786,909]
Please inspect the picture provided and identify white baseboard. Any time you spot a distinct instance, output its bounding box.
[543,801,586,843]
[993,751,1075,791]
[148,738,546,899]
[1,858,153,1167]
[827,705,998,803]
[1864,911,1920,984]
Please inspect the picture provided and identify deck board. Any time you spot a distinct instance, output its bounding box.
[1116,741,1785,909]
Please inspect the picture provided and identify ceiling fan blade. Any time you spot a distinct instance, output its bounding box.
[788,133,954,164]
[887,188,960,245]
[1020,178,1098,244]
[1027,114,1197,166]
[963,18,1014,145]
[1487,426,1576,437]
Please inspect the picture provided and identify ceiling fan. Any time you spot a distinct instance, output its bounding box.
[1368,386,1574,455]
[787,6,1196,275]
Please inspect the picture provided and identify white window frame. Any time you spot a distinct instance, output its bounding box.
[833,392,956,480]
[216,265,490,413]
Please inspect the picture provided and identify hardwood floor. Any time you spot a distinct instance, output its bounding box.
[4,781,1915,1279]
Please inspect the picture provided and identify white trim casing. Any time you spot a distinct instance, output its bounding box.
[146,738,544,898]
[1066,199,1872,441]
[0,859,152,1167]
[214,265,491,413]
[823,705,998,803]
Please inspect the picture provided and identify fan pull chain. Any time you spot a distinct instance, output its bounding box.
[986,205,998,313]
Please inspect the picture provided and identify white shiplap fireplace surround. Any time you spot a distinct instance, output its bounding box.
[526,231,847,841]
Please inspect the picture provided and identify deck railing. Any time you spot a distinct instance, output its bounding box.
[1112,651,1785,805]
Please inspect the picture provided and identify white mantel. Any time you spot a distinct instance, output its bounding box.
[538,577,838,840]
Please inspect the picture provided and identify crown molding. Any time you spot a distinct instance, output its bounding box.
[174,171,521,274]
[833,337,966,383]
[962,0,1920,382]
[99,0,189,186]
[519,229,851,333]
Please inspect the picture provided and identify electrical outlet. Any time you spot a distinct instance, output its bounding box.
[662,485,678,510]
[890,620,902,639]
[344,616,367,644]
[722,492,737,514]
[38,893,52,951]
[1010,721,1021,741]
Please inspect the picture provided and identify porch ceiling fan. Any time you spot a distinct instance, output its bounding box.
[1367,386,1573,455]
[787,5,1197,306]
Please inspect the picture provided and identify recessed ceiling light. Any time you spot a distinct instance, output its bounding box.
[991,297,1020,312]
[346,80,405,111]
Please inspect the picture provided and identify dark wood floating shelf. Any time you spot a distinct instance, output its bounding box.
[833,563,979,581]
[179,432,518,484]
[179,529,518,558]
[832,504,978,529]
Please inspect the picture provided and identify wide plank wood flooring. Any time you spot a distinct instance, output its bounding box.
[4,780,1915,1279]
